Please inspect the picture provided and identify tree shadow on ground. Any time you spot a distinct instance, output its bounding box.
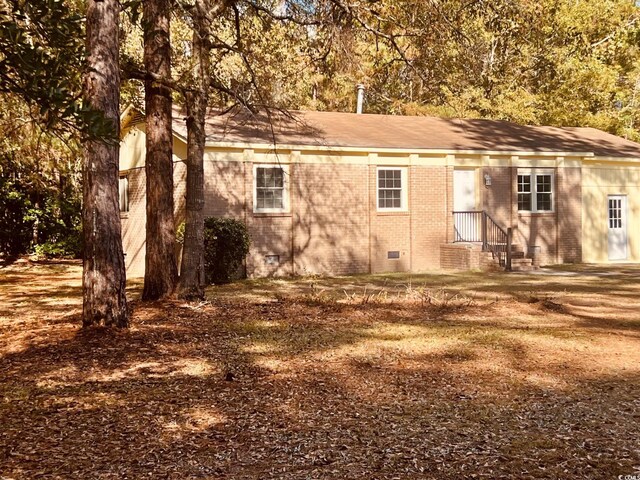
[2,263,640,479]
[212,264,640,302]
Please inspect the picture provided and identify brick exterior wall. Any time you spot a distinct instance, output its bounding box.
[410,165,450,271]
[556,167,582,263]
[482,166,513,228]
[202,159,245,218]
[121,142,586,278]
[181,159,453,278]
[480,165,583,267]
[292,163,370,276]
[517,214,557,266]
[369,165,410,273]
[244,159,295,277]
[441,244,478,270]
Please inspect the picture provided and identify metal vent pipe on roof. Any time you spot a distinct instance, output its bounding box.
[356,84,365,114]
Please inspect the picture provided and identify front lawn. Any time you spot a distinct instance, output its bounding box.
[1,261,639,479]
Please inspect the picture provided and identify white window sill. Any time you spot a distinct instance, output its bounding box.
[376,210,410,215]
[518,211,555,216]
[253,211,292,217]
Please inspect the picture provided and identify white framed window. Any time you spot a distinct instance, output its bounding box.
[119,175,129,213]
[253,164,289,213]
[377,167,408,211]
[517,169,554,213]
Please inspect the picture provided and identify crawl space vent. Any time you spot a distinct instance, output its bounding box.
[265,255,280,265]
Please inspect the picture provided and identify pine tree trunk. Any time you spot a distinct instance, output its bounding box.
[142,0,178,301]
[178,94,206,299]
[177,1,211,300]
[83,0,128,328]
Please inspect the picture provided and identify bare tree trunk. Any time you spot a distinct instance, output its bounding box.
[83,0,128,328]
[142,0,178,301]
[177,0,212,300]
[178,95,206,299]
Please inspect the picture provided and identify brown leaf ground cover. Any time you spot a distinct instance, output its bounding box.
[1,260,639,479]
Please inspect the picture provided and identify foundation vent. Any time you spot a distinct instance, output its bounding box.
[265,255,280,265]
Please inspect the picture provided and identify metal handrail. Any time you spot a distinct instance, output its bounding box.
[452,211,483,243]
[452,210,512,271]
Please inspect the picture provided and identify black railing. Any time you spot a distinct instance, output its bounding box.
[453,210,512,271]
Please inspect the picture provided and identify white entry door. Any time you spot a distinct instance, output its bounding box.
[608,195,628,261]
[454,170,476,211]
[453,169,478,241]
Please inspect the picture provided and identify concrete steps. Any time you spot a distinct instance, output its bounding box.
[479,242,538,272]
[441,242,539,272]
[511,257,535,272]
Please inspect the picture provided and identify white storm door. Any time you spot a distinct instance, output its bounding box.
[453,169,478,241]
[608,195,628,261]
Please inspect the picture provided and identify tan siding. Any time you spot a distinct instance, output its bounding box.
[121,168,146,278]
[582,165,640,263]
[119,125,146,171]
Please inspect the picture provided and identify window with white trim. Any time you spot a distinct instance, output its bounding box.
[254,165,289,213]
[119,175,129,213]
[377,167,408,211]
[517,170,554,212]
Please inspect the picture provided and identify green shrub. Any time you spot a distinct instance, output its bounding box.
[32,227,82,259]
[0,175,82,259]
[177,218,250,285]
[0,181,32,257]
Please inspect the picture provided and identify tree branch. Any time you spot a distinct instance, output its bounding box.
[121,60,193,94]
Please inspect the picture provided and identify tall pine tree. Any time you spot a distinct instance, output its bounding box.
[142,0,179,300]
[83,0,128,327]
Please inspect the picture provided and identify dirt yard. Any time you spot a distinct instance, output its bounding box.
[1,261,639,479]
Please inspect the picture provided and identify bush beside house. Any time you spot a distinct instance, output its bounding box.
[177,217,251,284]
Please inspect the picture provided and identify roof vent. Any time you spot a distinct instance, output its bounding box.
[356,84,365,114]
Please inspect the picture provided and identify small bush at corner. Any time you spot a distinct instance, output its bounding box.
[177,218,250,285]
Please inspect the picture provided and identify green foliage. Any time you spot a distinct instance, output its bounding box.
[32,227,82,259]
[0,175,82,259]
[295,0,640,139]
[0,177,32,257]
[177,218,251,284]
[0,0,116,140]
[0,94,82,259]
[175,221,185,245]
[203,217,250,285]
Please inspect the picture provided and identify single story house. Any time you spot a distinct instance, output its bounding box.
[119,105,640,278]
